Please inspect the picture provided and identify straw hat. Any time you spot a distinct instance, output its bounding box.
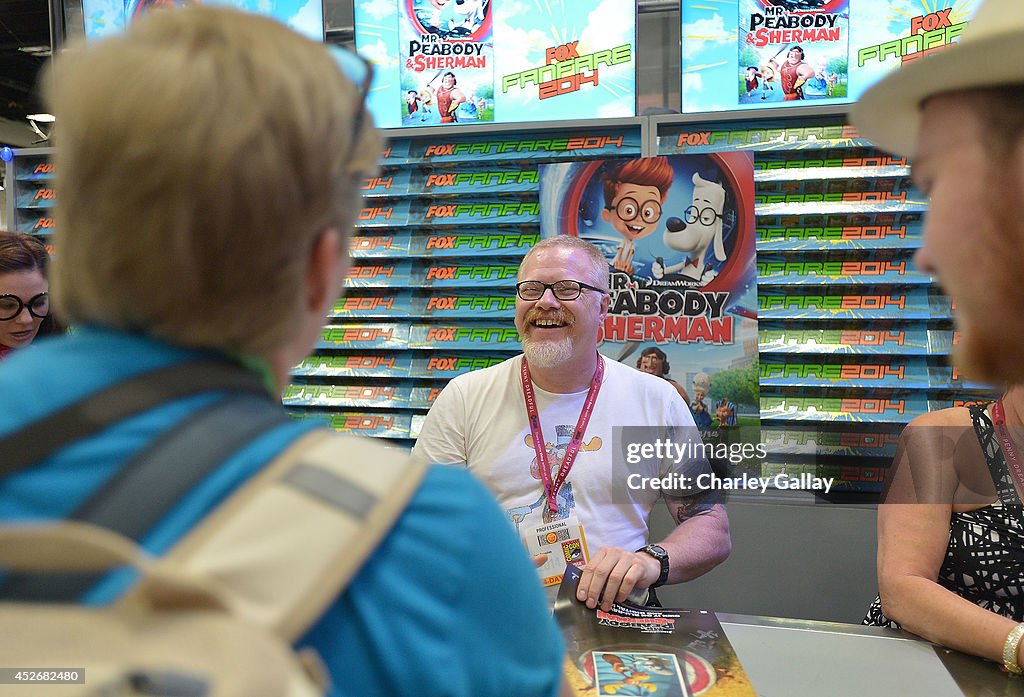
[852,0,1024,157]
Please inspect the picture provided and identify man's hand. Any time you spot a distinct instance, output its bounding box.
[576,546,661,611]
[533,552,549,567]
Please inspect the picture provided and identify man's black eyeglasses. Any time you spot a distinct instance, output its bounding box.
[0,292,49,321]
[516,280,607,302]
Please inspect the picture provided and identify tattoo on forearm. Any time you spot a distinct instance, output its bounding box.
[675,492,718,523]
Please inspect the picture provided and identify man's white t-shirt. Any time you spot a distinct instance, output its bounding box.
[413,354,706,559]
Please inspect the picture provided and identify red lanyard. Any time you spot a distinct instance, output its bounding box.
[521,354,604,513]
[991,399,1024,497]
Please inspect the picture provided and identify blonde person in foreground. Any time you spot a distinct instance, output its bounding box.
[853,0,1024,675]
[0,7,567,696]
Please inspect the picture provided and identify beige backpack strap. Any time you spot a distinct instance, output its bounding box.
[0,522,230,613]
[126,429,428,642]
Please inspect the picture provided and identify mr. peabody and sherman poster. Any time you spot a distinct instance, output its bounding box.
[539,153,760,464]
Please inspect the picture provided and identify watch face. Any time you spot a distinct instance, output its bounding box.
[642,545,670,588]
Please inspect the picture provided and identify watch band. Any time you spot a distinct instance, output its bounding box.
[636,544,669,588]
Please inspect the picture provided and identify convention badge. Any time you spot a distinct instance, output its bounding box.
[525,515,590,587]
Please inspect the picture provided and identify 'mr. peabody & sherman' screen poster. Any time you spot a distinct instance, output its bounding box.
[739,0,850,105]
[539,154,760,470]
[399,0,495,125]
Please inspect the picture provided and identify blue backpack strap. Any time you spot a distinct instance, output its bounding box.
[0,366,293,601]
[0,360,271,475]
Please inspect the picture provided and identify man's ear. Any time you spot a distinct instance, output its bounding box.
[601,208,611,223]
[306,227,347,314]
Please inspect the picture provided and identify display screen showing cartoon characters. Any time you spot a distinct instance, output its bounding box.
[738,1,849,105]
[354,0,637,128]
[682,0,982,113]
[539,154,761,471]
[80,0,325,41]
[398,0,495,126]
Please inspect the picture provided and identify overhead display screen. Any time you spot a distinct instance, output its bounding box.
[680,0,981,113]
[80,0,325,42]
[354,0,637,129]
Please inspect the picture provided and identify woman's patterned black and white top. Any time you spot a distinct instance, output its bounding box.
[864,402,1024,627]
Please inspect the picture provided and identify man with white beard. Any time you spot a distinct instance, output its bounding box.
[414,236,730,610]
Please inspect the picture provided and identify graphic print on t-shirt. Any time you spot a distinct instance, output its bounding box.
[510,424,602,586]
[506,423,605,530]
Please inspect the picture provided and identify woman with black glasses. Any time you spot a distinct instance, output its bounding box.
[0,231,58,360]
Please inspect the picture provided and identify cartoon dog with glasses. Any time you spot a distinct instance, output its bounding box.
[652,172,727,284]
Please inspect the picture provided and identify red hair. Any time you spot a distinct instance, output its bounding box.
[603,157,674,207]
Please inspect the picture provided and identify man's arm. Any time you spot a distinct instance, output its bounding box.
[574,492,729,611]
[654,408,731,585]
[576,400,730,611]
[657,492,731,583]
[411,380,469,466]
